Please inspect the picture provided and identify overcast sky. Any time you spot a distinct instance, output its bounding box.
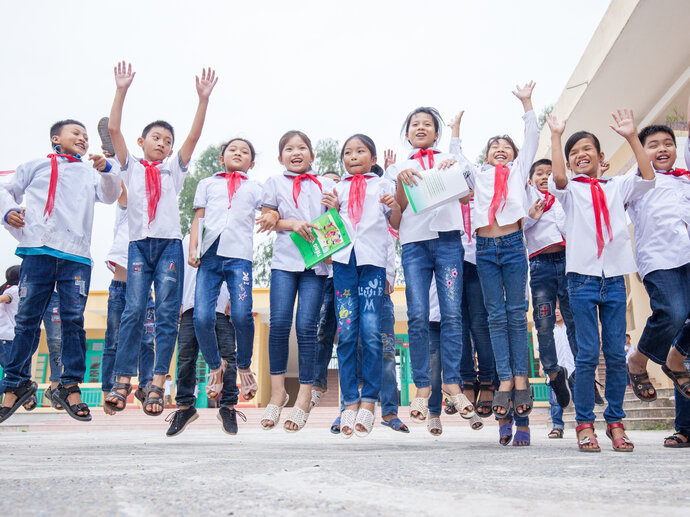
[0,0,610,289]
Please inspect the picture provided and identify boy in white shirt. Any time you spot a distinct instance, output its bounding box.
[0,119,121,423]
[547,109,655,452]
[104,62,217,416]
[625,124,690,402]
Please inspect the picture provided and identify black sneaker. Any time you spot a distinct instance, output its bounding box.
[551,367,571,408]
[165,407,198,437]
[217,407,246,435]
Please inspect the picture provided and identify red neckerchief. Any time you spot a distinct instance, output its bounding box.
[345,174,373,230]
[45,153,81,217]
[488,164,510,227]
[141,160,163,225]
[286,173,322,208]
[0,170,14,176]
[572,176,612,258]
[538,189,556,212]
[411,148,438,170]
[217,171,247,209]
[388,225,399,239]
[461,198,473,242]
[658,168,690,178]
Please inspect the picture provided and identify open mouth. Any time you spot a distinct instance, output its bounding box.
[576,158,590,168]
[75,143,86,152]
[494,152,507,161]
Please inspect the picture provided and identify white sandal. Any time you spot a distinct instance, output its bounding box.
[470,413,483,431]
[260,393,289,430]
[427,415,443,436]
[284,406,310,433]
[340,409,357,439]
[409,397,429,423]
[238,369,258,400]
[354,408,375,438]
[205,359,227,400]
[310,389,324,410]
[444,391,476,420]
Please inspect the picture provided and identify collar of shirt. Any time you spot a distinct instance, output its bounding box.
[342,172,378,180]
[283,169,317,177]
[214,170,248,179]
[407,146,441,159]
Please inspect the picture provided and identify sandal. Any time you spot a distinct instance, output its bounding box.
[104,382,132,412]
[661,364,690,401]
[284,405,309,433]
[628,368,657,402]
[499,419,513,446]
[354,408,375,437]
[427,415,442,436]
[381,416,409,433]
[492,390,512,418]
[605,422,634,452]
[548,428,564,439]
[134,385,147,406]
[409,396,429,423]
[512,428,531,447]
[206,359,227,400]
[260,394,289,430]
[470,414,483,431]
[0,380,38,424]
[575,423,601,453]
[514,387,534,417]
[330,415,341,435]
[340,409,356,438]
[550,367,571,407]
[443,391,476,420]
[52,384,92,422]
[476,382,495,418]
[310,388,324,410]
[664,430,690,448]
[44,386,64,410]
[461,381,479,406]
[238,369,258,401]
[142,384,165,416]
[23,393,38,411]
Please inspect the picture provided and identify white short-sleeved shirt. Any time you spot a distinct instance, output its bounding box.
[454,110,540,232]
[0,285,19,340]
[332,173,392,268]
[460,198,476,265]
[262,171,335,276]
[627,170,690,279]
[164,379,174,396]
[119,151,188,241]
[554,323,574,377]
[106,204,129,271]
[193,171,263,262]
[384,149,464,245]
[523,185,566,258]
[549,172,655,277]
[181,235,231,313]
[0,157,121,261]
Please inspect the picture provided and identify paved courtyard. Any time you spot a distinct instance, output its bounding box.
[1,408,688,516]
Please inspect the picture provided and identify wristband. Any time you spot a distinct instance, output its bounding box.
[102,161,112,173]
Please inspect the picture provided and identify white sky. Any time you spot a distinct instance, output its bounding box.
[0,0,610,289]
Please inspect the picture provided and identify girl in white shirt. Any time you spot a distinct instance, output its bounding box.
[547,109,655,452]
[260,131,336,432]
[321,134,400,437]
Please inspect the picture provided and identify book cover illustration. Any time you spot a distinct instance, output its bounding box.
[290,208,351,269]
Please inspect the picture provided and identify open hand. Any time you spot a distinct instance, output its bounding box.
[321,188,339,210]
[256,212,278,234]
[437,158,456,170]
[398,168,423,187]
[546,114,567,135]
[114,61,135,90]
[528,199,546,220]
[196,67,218,100]
[448,110,465,137]
[600,159,610,174]
[610,108,636,139]
[512,81,536,102]
[384,150,397,170]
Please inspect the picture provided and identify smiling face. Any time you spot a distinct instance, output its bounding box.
[52,124,89,156]
[137,126,174,162]
[342,138,376,175]
[566,136,603,177]
[486,138,515,166]
[278,135,314,173]
[643,131,677,171]
[406,112,438,149]
[220,140,255,173]
[530,164,552,190]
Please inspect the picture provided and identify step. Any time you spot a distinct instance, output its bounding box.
[624,387,675,401]
[563,417,675,431]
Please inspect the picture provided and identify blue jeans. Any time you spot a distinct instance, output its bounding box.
[268,269,325,384]
[42,291,63,383]
[313,278,336,390]
[380,294,399,416]
[194,239,255,371]
[637,263,690,364]
[0,339,11,370]
[567,273,628,424]
[402,231,464,388]
[428,321,443,416]
[475,230,529,382]
[113,238,183,378]
[176,309,238,408]
[529,251,579,374]
[101,280,155,393]
[0,255,91,389]
[333,251,385,405]
[459,261,495,385]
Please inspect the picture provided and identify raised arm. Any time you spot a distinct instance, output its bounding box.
[108,61,135,166]
[610,108,654,181]
[178,68,218,167]
[512,81,535,114]
[546,114,568,189]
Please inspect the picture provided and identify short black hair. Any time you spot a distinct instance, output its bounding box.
[484,134,519,161]
[529,159,552,179]
[638,124,676,147]
[142,120,175,143]
[401,107,443,144]
[221,138,256,161]
[564,131,601,159]
[50,119,86,143]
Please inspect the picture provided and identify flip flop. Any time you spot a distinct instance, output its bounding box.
[499,419,513,446]
[381,416,409,433]
[512,429,531,447]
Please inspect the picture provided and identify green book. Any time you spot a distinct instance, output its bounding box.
[290,208,351,269]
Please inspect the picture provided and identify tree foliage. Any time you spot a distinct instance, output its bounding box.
[253,237,274,287]
[314,138,345,176]
[178,144,221,235]
[538,104,554,130]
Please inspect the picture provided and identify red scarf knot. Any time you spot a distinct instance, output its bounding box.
[538,189,556,212]
[288,173,322,209]
[487,164,510,228]
[659,168,690,178]
[44,153,80,217]
[411,149,438,170]
[141,160,163,225]
[218,171,247,209]
[572,176,613,258]
[345,174,370,230]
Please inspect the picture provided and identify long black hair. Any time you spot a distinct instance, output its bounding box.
[340,134,383,176]
[0,265,20,293]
